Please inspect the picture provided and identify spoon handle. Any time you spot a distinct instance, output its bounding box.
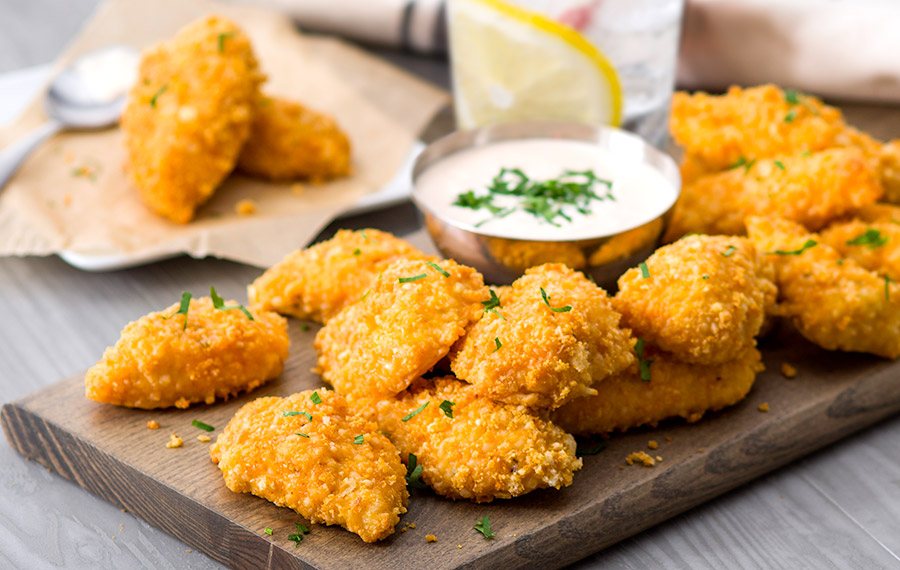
[0,120,63,190]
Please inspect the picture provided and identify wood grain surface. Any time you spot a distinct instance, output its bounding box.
[4,318,900,570]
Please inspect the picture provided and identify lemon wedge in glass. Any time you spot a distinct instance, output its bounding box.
[449,0,623,129]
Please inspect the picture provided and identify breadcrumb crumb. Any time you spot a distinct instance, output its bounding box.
[781,362,799,379]
[758,402,770,413]
[146,420,160,430]
[425,534,437,543]
[166,433,183,448]
[655,455,664,462]
[235,198,257,216]
[647,440,659,450]
[197,434,211,443]
[625,451,655,467]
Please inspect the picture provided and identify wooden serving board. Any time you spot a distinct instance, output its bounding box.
[3,320,900,570]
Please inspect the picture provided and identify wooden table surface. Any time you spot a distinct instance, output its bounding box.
[2,2,900,569]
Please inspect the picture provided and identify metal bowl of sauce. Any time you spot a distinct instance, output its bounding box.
[411,121,681,286]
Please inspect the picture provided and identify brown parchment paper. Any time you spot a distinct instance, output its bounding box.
[0,0,448,268]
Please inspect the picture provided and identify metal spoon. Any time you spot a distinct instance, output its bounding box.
[0,45,139,188]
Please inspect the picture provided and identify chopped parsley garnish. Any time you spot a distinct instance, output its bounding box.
[301,323,311,332]
[353,248,361,256]
[439,400,455,418]
[149,84,168,108]
[353,435,364,445]
[474,516,495,539]
[296,432,310,438]
[264,527,273,536]
[639,262,650,278]
[406,453,424,487]
[283,411,313,421]
[702,274,710,280]
[846,228,888,249]
[426,261,450,277]
[454,167,614,228]
[493,337,502,352]
[482,289,502,315]
[217,32,235,52]
[191,420,214,432]
[784,109,797,123]
[635,338,653,382]
[169,291,191,330]
[784,89,801,105]
[360,229,369,241]
[287,522,309,545]
[728,156,756,172]
[774,160,786,171]
[540,287,572,313]
[209,286,254,320]
[310,391,322,405]
[576,435,608,456]
[402,401,429,422]
[398,273,427,283]
[772,239,817,256]
[885,275,891,302]
[721,245,737,257]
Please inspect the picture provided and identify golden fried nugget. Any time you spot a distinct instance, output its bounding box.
[210,390,407,542]
[451,264,634,409]
[315,259,487,398]
[121,16,263,223]
[589,218,662,266]
[485,236,587,271]
[237,96,351,182]
[614,236,776,365]
[880,140,900,203]
[248,229,429,323]
[746,216,900,358]
[85,297,288,409]
[552,345,763,434]
[664,148,882,241]
[670,85,845,172]
[374,378,581,502]
[820,219,900,280]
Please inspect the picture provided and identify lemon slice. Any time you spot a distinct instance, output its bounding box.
[449,0,623,129]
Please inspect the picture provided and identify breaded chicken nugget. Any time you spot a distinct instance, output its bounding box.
[746,216,900,358]
[485,237,587,271]
[614,235,776,365]
[880,140,900,203]
[670,85,845,172]
[248,229,429,323]
[374,378,581,502]
[315,259,487,398]
[210,390,407,542]
[589,218,662,266]
[552,345,763,434]
[85,296,288,408]
[664,148,882,241]
[451,264,634,409]
[237,96,351,182]
[121,16,263,223]
[820,219,900,280]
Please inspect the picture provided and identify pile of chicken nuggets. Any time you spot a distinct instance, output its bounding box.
[121,16,351,223]
[84,83,900,544]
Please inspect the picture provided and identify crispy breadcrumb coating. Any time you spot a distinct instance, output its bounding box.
[121,16,263,223]
[485,237,587,271]
[210,390,408,542]
[85,297,288,409]
[552,345,763,434]
[746,216,900,358]
[614,235,776,365]
[248,229,429,323]
[879,140,900,203]
[374,378,581,502]
[664,148,882,241]
[237,96,351,182]
[820,219,900,280]
[588,218,662,266]
[315,259,488,398]
[451,264,634,409]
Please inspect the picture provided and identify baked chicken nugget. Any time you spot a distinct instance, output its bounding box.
[315,259,487,398]
[451,264,634,409]
[820,218,900,280]
[237,96,351,182]
[85,296,288,409]
[614,235,776,365]
[248,229,429,323]
[552,345,763,435]
[210,390,407,542]
[121,16,263,223]
[374,378,581,502]
[485,237,587,271]
[746,216,900,358]
[664,148,882,241]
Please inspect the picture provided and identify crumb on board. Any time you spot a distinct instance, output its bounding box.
[425,534,437,543]
[235,199,257,216]
[408,522,416,530]
[656,455,663,462]
[625,451,656,467]
[197,434,211,443]
[457,544,462,549]
[758,402,770,413]
[146,420,160,430]
[781,362,799,379]
[166,433,183,449]
[647,440,659,450]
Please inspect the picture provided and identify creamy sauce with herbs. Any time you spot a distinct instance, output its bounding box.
[415,138,678,241]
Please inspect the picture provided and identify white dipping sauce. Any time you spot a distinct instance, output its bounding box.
[415,138,678,241]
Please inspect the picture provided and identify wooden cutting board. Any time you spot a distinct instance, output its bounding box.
[3,320,900,570]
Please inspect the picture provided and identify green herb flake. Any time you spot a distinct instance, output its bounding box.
[301,323,311,332]
[728,156,756,172]
[540,287,572,313]
[837,258,845,266]
[209,286,255,320]
[721,245,737,257]
[439,400,455,419]
[635,338,653,382]
[310,391,322,405]
[353,248,361,256]
[784,109,797,123]
[168,291,192,330]
[493,337,502,352]
[283,411,313,421]
[402,401,429,422]
[772,239,818,256]
[353,435,364,445]
[406,453,424,487]
[287,522,310,546]
[264,527,273,536]
[639,262,650,279]
[702,274,710,280]
[576,435,608,456]
[426,261,451,277]
[398,273,427,284]
[474,516,495,539]
[217,32,235,52]
[846,228,888,249]
[149,84,168,108]
[774,160,786,171]
[296,432,310,438]
[191,419,214,432]
[785,89,801,105]
[482,288,502,315]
